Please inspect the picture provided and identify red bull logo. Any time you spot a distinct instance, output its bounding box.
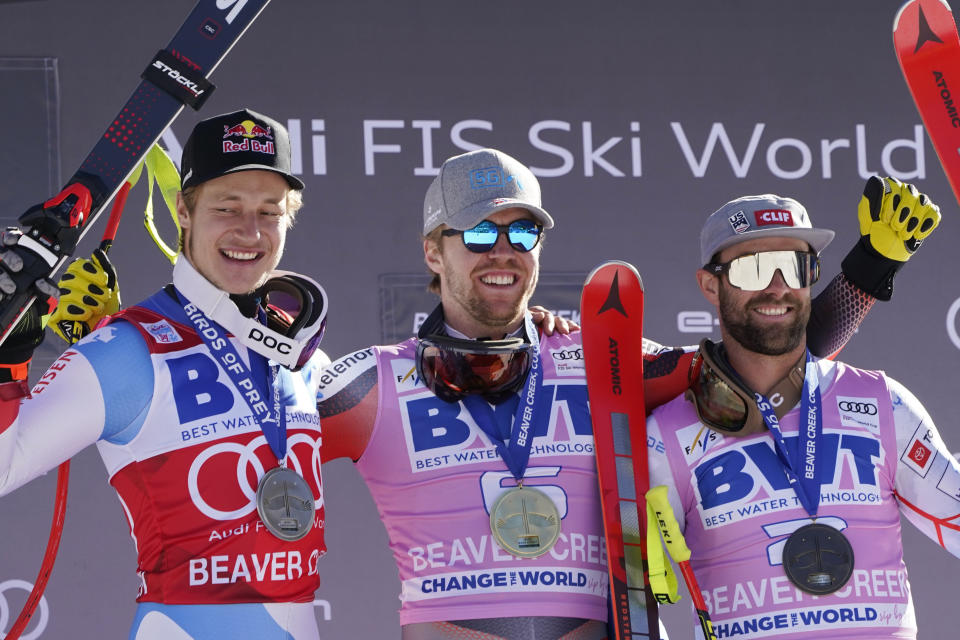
[222,119,275,155]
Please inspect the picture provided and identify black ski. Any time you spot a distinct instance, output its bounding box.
[0,0,272,345]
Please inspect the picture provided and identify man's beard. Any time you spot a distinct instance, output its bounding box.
[444,260,538,330]
[718,285,809,356]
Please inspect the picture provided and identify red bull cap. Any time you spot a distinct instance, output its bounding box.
[181,108,303,190]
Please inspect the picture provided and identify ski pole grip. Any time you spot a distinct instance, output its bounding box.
[647,486,692,563]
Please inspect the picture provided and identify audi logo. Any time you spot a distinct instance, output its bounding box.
[0,580,49,640]
[838,401,878,415]
[187,433,323,521]
[551,348,583,361]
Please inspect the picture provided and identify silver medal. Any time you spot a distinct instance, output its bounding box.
[256,466,315,541]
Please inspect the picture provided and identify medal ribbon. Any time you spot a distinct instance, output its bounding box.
[461,313,544,481]
[177,291,287,462]
[753,350,822,517]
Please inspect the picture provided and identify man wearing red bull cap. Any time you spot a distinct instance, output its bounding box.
[47,144,938,638]
[646,187,955,639]
[0,108,332,639]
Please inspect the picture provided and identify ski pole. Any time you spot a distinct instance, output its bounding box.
[646,485,716,640]
[5,191,127,640]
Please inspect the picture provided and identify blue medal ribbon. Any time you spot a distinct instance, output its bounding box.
[177,291,287,462]
[753,350,822,517]
[460,313,544,481]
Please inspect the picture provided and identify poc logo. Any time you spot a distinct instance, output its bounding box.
[248,328,292,354]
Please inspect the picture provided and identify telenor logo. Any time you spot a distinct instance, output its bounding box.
[754,209,794,226]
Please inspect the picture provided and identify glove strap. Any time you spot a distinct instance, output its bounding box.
[840,238,901,301]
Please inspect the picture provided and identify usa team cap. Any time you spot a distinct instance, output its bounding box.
[180,108,304,190]
[700,194,835,265]
[423,148,554,234]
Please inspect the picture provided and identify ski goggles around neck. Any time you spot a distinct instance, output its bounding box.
[685,339,759,433]
[684,338,805,434]
[414,303,535,404]
[256,274,328,370]
[416,334,533,404]
[441,219,543,253]
[705,250,819,291]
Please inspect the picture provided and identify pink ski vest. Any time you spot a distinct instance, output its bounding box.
[356,332,609,625]
[653,360,915,638]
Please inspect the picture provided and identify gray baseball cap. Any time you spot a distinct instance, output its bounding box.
[700,194,835,265]
[422,148,554,234]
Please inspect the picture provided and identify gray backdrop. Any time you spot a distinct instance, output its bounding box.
[2,1,959,638]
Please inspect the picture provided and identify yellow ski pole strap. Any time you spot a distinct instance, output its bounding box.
[646,489,681,604]
[140,144,182,264]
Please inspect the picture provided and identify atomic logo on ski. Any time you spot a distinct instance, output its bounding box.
[598,271,628,317]
[915,6,944,53]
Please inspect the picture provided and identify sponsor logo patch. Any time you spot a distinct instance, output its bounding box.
[676,422,722,464]
[142,320,182,344]
[727,210,750,234]
[837,396,880,432]
[754,209,794,226]
[901,423,936,477]
[549,346,584,377]
[391,358,424,393]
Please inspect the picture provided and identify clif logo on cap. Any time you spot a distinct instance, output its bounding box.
[222,119,275,155]
[755,209,794,227]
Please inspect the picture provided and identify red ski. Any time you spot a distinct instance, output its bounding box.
[581,261,658,639]
[894,0,960,204]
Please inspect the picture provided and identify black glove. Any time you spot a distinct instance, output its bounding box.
[0,228,59,382]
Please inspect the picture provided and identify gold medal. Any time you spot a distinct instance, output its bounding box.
[489,486,561,558]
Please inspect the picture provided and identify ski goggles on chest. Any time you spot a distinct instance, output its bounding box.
[441,219,543,253]
[415,305,534,404]
[684,338,803,433]
[705,250,819,291]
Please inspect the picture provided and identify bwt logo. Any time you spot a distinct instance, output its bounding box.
[404,384,591,452]
[695,433,880,510]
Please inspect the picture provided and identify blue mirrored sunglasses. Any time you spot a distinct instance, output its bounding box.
[441,219,543,253]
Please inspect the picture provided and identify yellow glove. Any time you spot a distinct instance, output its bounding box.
[857,176,940,262]
[843,176,942,300]
[50,248,120,343]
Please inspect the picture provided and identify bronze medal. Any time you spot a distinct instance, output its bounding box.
[782,522,854,594]
[489,486,561,558]
[256,466,315,541]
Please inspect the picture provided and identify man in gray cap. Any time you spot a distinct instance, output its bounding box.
[313,147,933,639]
[48,144,942,638]
[645,186,958,639]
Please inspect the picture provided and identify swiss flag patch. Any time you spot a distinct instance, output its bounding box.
[754,209,794,226]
